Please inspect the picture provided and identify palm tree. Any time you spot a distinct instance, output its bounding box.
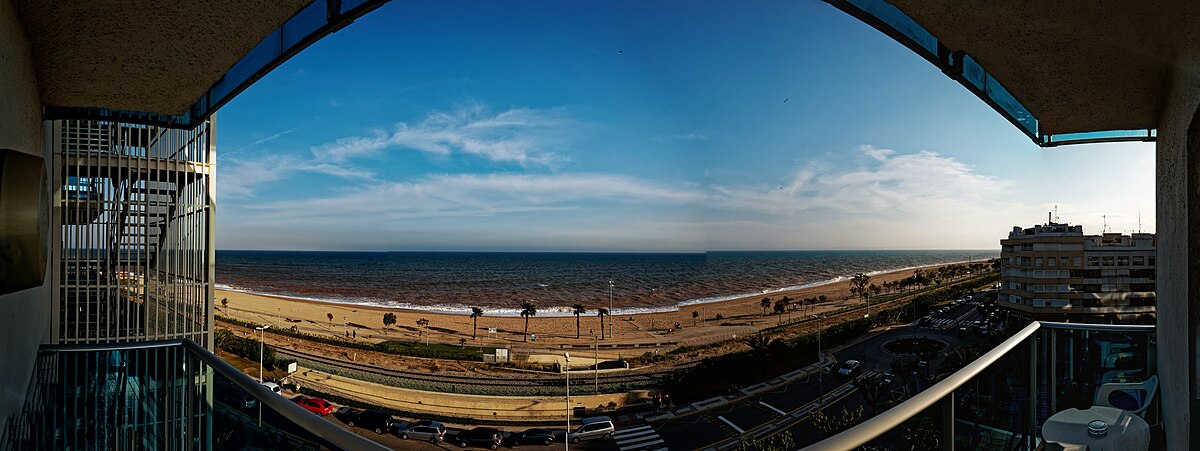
[327,312,334,328]
[520,301,537,342]
[597,308,609,340]
[854,373,889,415]
[572,304,587,339]
[760,297,772,316]
[416,317,430,343]
[470,307,484,340]
[383,312,397,328]
[220,297,228,311]
[692,310,699,326]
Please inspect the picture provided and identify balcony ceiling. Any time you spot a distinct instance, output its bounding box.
[886,0,1196,135]
[15,0,313,116]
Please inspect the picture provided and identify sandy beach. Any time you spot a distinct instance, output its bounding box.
[216,264,953,348]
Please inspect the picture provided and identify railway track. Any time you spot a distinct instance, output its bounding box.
[277,346,693,388]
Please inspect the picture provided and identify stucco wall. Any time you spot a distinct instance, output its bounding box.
[1155,57,1200,450]
[0,0,49,432]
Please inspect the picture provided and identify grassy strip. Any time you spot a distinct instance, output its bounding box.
[216,315,494,361]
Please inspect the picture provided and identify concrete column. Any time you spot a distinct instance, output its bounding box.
[1156,59,1200,450]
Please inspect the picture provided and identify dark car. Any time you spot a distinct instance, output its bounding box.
[220,388,257,409]
[347,409,394,435]
[454,427,503,449]
[507,428,556,447]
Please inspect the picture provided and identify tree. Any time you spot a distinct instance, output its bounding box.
[818,295,827,303]
[760,297,772,316]
[692,310,699,326]
[854,373,890,415]
[870,283,882,297]
[745,331,771,352]
[416,317,429,335]
[220,297,228,311]
[773,298,787,314]
[734,431,795,451]
[597,308,609,340]
[850,273,871,302]
[327,312,334,328]
[383,312,397,328]
[520,301,537,342]
[810,405,864,437]
[891,357,920,397]
[572,304,587,339]
[470,307,484,340]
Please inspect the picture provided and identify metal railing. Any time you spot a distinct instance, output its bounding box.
[804,321,1157,450]
[7,339,389,450]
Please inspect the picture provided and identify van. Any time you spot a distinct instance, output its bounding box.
[568,416,615,443]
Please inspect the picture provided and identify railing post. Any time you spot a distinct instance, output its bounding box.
[940,392,954,451]
[1029,331,1038,449]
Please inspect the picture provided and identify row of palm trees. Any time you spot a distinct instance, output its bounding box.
[395,301,613,344]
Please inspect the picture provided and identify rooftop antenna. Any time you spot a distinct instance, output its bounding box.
[1138,211,1142,233]
[1054,204,1060,222]
[1047,211,1052,225]
[1103,214,1108,233]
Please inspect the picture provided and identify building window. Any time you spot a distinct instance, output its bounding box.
[1117,256,1130,266]
[1133,256,1145,266]
[1149,256,1156,266]
[1047,257,1056,267]
[1102,256,1115,266]
[1087,256,1100,267]
[1074,257,1082,266]
[1035,257,1043,267]
[1061,257,1069,266]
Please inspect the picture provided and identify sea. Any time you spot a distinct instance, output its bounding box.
[215,250,997,317]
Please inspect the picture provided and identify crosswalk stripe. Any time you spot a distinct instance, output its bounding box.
[619,438,665,449]
[619,429,657,443]
[614,425,653,437]
[758,401,787,415]
[716,415,744,434]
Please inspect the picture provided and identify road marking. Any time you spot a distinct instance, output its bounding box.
[619,437,665,449]
[613,424,668,451]
[716,416,744,434]
[757,401,787,416]
[616,430,659,444]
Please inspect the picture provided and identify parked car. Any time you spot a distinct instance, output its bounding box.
[295,397,334,416]
[454,427,503,449]
[347,409,394,435]
[398,421,445,443]
[220,388,257,409]
[567,416,615,443]
[507,428,556,446]
[261,382,283,396]
[837,359,861,376]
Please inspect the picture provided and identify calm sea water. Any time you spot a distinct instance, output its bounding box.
[215,250,996,316]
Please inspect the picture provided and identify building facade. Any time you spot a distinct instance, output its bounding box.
[999,220,1156,323]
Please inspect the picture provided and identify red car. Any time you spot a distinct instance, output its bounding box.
[295,397,334,416]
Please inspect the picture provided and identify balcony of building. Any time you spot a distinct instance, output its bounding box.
[805,321,1159,450]
[2,339,389,451]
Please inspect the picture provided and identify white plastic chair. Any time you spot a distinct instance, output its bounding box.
[1094,375,1158,416]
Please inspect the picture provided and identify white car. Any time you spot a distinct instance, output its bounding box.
[261,382,283,395]
[837,360,861,376]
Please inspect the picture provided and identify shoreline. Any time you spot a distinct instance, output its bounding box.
[215,259,984,318]
[215,260,985,346]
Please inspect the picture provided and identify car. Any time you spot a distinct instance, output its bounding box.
[347,409,394,435]
[454,427,503,449]
[837,359,861,376]
[261,382,283,396]
[507,428,556,446]
[567,416,615,443]
[398,421,445,443]
[220,388,257,409]
[295,397,334,416]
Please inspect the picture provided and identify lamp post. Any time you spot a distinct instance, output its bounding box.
[591,331,599,394]
[811,315,824,406]
[565,352,571,451]
[254,325,270,426]
[608,280,614,339]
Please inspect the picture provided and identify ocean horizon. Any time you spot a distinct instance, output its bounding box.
[216,249,998,317]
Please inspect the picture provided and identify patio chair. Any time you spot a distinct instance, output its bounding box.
[1094,375,1158,416]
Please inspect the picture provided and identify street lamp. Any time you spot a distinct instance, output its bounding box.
[565,352,571,451]
[608,280,614,339]
[591,331,599,394]
[254,325,270,426]
[811,315,824,406]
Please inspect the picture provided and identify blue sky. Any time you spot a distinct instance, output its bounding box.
[215,0,1155,251]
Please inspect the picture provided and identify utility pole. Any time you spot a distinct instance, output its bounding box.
[565,352,571,451]
[608,280,614,339]
[254,325,270,426]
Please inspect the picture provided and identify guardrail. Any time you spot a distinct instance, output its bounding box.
[803,321,1157,450]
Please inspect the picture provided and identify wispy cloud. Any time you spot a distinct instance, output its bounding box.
[653,133,710,142]
[311,104,568,166]
[244,172,704,221]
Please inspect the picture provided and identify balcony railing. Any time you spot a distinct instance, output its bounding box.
[4,339,389,450]
[804,321,1158,450]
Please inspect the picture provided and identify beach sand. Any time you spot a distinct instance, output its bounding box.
[216,264,951,348]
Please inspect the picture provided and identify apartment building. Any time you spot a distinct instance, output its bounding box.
[999,220,1155,323]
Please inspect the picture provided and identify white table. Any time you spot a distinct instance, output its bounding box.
[1042,406,1149,451]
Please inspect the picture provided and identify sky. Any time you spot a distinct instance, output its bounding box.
[215,0,1156,252]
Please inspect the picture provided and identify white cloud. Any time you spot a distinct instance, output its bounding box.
[311,104,569,166]
[653,133,710,142]
[243,172,704,221]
